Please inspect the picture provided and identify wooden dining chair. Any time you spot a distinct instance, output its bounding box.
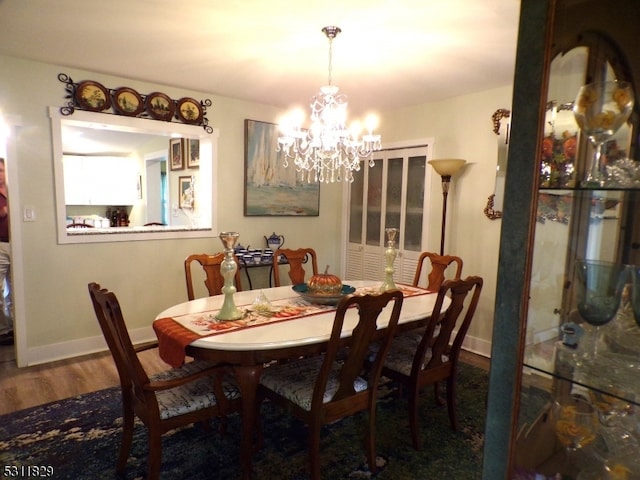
[382,276,483,450]
[272,247,319,286]
[413,251,464,291]
[184,252,243,300]
[87,282,241,480]
[258,289,404,480]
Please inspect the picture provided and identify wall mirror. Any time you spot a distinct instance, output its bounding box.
[49,107,218,244]
[484,108,510,219]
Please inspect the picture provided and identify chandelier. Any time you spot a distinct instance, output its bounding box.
[277,26,382,183]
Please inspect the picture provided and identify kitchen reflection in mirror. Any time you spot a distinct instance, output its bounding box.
[50,108,214,242]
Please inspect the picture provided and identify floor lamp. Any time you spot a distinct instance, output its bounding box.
[428,159,466,255]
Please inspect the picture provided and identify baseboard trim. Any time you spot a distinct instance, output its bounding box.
[24,326,156,367]
[462,333,492,359]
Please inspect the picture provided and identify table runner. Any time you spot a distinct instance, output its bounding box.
[154,284,430,367]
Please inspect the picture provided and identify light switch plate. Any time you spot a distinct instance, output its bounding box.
[23,207,36,221]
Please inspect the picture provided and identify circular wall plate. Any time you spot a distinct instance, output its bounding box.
[112,87,144,116]
[74,80,111,112]
[177,97,204,124]
[145,92,175,121]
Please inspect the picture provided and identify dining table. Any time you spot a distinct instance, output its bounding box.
[153,280,446,479]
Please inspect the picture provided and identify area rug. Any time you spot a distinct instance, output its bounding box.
[0,364,487,479]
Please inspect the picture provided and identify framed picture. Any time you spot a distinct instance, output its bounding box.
[178,176,195,209]
[74,80,111,112]
[169,138,185,171]
[112,87,144,116]
[244,119,320,216]
[186,138,200,168]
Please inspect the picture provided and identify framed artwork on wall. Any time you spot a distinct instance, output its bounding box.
[186,138,200,169]
[169,138,185,171]
[178,176,195,210]
[243,119,320,216]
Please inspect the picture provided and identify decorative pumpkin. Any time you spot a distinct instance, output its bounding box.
[308,265,343,295]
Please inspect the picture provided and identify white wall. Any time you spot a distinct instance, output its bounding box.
[0,54,512,365]
[381,85,513,351]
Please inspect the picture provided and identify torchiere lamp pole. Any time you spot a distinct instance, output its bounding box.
[428,159,466,255]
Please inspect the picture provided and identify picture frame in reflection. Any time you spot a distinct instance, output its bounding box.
[169,138,185,171]
[186,138,200,169]
[178,176,195,210]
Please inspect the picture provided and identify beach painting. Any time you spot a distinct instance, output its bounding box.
[244,119,320,216]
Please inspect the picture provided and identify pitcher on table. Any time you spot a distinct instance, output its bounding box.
[265,232,284,252]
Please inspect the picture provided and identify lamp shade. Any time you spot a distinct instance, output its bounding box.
[428,159,466,176]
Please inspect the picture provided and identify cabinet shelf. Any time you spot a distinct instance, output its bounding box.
[523,358,640,408]
[539,186,640,192]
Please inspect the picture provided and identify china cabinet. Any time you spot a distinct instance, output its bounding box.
[483,0,640,478]
[345,144,432,283]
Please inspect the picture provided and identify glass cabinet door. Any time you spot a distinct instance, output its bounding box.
[404,155,427,251]
[345,146,430,283]
[384,156,403,247]
[365,159,383,246]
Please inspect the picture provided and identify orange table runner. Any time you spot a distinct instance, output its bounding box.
[154,284,430,367]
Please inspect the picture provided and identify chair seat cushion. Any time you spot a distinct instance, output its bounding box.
[384,332,448,377]
[151,360,240,420]
[259,355,368,411]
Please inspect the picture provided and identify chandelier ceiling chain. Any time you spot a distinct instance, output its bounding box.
[276,25,382,184]
[323,26,338,87]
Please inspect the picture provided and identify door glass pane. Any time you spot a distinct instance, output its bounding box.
[366,159,383,246]
[405,155,426,251]
[384,157,403,247]
[348,163,364,243]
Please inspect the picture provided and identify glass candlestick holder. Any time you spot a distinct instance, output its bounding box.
[216,231,243,320]
[380,227,399,292]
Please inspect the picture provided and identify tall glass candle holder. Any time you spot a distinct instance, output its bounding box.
[380,227,399,292]
[216,231,243,320]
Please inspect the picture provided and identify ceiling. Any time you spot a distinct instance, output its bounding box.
[0,0,521,117]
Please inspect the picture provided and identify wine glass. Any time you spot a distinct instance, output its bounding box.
[553,395,597,466]
[575,259,627,357]
[573,80,634,187]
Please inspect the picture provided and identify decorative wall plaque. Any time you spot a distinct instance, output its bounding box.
[57,73,213,133]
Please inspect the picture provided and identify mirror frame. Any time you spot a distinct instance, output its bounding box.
[49,106,219,244]
[484,108,511,219]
